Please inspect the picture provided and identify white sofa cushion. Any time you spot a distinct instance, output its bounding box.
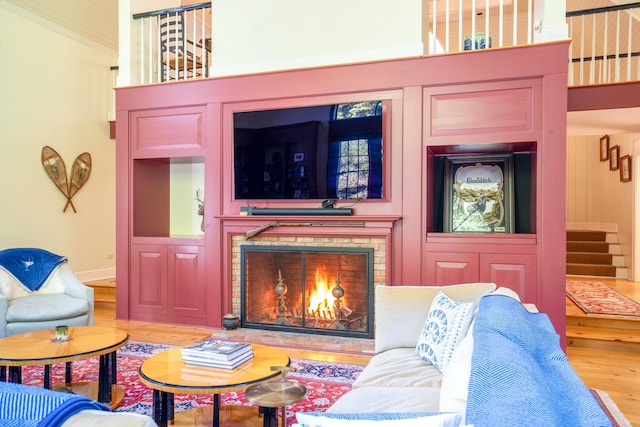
[352,348,443,389]
[7,294,89,322]
[416,291,474,372]
[327,386,441,413]
[438,319,475,415]
[374,283,496,353]
[63,410,158,427]
[296,411,464,427]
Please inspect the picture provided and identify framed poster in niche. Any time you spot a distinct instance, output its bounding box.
[444,154,514,233]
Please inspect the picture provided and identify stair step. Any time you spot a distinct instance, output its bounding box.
[566,241,610,253]
[567,313,640,331]
[566,263,617,277]
[566,324,640,352]
[566,251,613,265]
[567,230,607,242]
[85,280,116,304]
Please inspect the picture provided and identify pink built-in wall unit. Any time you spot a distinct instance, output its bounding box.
[115,41,570,345]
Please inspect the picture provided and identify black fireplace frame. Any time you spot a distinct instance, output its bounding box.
[240,245,375,338]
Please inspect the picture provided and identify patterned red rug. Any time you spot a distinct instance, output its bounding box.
[566,280,640,317]
[20,341,363,425]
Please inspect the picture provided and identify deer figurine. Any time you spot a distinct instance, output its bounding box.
[195,189,205,232]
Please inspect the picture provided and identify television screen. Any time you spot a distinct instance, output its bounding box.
[233,101,384,200]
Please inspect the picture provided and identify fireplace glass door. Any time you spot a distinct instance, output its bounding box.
[241,245,374,338]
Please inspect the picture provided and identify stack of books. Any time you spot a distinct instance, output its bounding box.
[180,339,253,370]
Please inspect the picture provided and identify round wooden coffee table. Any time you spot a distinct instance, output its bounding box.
[138,344,290,427]
[0,326,129,408]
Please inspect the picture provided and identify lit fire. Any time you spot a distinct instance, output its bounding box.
[306,267,346,319]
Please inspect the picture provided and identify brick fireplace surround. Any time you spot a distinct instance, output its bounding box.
[222,217,398,331]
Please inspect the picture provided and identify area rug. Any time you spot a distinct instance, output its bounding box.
[20,340,363,425]
[566,280,640,317]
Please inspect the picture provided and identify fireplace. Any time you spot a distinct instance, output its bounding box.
[240,245,374,338]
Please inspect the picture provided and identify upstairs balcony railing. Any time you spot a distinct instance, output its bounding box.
[426,0,534,54]
[567,2,640,86]
[129,2,640,88]
[132,2,211,84]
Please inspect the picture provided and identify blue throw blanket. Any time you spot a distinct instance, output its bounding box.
[0,248,67,292]
[466,295,612,427]
[0,382,110,427]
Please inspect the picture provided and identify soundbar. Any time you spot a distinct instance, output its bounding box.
[240,207,352,216]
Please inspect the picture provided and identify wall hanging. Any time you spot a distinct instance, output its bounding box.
[41,146,92,213]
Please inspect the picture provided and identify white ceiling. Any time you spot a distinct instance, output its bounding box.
[567,107,640,136]
[3,0,118,51]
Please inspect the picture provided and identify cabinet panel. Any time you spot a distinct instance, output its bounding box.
[479,253,536,302]
[131,245,169,316]
[131,106,206,157]
[426,252,479,285]
[131,244,206,323]
[425,80,539,142]
[168,245,206,322]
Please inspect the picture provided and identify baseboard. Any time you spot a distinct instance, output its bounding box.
[567,222,618,233]
[74,267,115,283]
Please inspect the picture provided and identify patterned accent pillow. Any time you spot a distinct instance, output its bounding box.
[416,291,475,372]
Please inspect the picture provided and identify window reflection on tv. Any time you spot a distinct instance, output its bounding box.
[233,101,383,200]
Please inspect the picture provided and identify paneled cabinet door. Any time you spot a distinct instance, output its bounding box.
[168,245,206,323]
[425,252,479,285]
[130,244,169,318]
[479,253,536,302]
[131,244,206,324]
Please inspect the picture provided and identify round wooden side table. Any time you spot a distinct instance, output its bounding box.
[245,366,307,427]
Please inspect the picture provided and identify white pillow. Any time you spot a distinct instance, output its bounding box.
[374,283,496,352]
[0,269,28,299]
[0,266,65,299]
[295,412,465,427]
[37,266,66,294]
[438,320,475,416]
[416,291,474,372]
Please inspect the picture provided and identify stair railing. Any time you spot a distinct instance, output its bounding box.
[132,2,211,85]
[426,0,534,54]
[567,2,640,86]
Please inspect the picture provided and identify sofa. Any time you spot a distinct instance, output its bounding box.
[0,249,94,338]
[295,283,622,427]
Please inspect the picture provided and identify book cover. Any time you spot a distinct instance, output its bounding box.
[181,339,252,361]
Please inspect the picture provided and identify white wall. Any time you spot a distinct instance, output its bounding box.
[567,133,637,279]
[210,0,423,76]
[0,5,117,280]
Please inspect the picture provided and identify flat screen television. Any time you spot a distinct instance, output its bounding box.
[233,101,384,200]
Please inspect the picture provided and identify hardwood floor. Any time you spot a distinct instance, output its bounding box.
[93,278,639,425]
[565,276,639,426]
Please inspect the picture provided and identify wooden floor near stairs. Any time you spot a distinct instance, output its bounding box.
[565,276,639,426]
[89,277,639,426]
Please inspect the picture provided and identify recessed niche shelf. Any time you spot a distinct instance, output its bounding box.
[133,156,204,238]
[427,142,537,235]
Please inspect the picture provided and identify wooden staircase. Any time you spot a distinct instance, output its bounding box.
[566,230,627,278]
[85,279,116,307]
